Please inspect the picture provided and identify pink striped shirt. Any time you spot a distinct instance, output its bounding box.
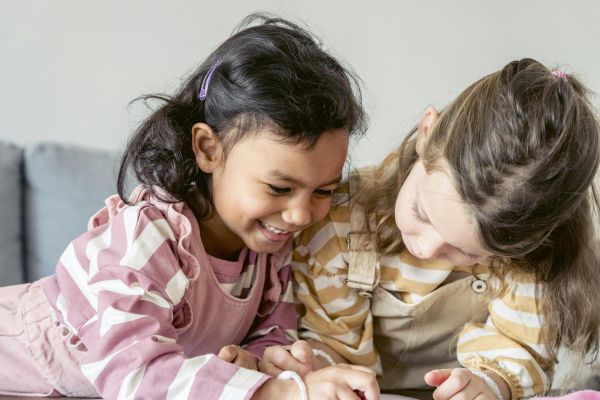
[42,186,297,399]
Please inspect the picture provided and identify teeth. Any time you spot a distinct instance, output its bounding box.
[262,222,289,234]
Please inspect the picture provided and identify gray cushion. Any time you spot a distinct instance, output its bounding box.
[0,141,24,284]
[24,142,119,281]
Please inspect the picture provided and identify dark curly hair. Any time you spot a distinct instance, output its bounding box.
[117,13,367,218]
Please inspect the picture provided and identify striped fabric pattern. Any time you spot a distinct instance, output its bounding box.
[43,189,296,399]
[292,156,553,398]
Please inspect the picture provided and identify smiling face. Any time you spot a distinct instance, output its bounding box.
[193,126,348,258]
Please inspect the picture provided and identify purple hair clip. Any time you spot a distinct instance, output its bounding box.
[551,69,567,80]
[198,60,223,101]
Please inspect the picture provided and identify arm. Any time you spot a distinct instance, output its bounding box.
[456,273,553,399]
[253,364,380,400]
[285,206,380,367]
[293,218,379,372]
[56,205,269,399]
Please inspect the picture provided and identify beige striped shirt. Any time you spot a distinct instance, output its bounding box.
[292,159,552,399]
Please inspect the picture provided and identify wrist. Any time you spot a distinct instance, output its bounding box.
[469,369,509,400]
[253,378,297,400]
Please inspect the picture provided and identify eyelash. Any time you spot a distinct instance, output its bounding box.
[267,184,290,195]
[267,185,334,198]
[460,250,478,260]
[411,201,428,224]
[412,200,478,260]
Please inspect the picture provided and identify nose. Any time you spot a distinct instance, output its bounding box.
[281,196,312,227]
[415,230,446,259]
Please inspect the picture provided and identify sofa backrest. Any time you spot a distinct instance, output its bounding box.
[22,142,122,281]
[0,141,24,284]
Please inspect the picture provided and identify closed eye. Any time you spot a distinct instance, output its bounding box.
[267,184,291,195]
[314,188,335,197]
[460,250,479,260]
[411,200,429,224]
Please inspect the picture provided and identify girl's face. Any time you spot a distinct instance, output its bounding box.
[394,107,492,266]
[198,128,348,258]
[394,159,493,266]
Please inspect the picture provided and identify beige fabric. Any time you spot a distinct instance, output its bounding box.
[345,178,491,390]
[372,274,490,390]
[345,167,380,296]
[293,152,551,398]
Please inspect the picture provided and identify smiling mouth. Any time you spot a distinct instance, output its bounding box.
[259,221,291,235]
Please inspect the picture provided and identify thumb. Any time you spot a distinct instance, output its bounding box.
[424,369,452,387]
[289,341,314,370]
[218,345,238,363]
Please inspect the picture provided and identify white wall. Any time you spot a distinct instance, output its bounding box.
[1,0,599,166]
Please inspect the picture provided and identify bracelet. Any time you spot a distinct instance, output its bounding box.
[312,349,336,366]
[469,369,504,400]
[277,370,308,400]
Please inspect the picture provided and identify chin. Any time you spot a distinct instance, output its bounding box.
[248,240,287,255]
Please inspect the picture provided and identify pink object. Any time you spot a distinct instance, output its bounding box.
[552,69,568,79]
[0,185,296,398]
[534,390,600,400]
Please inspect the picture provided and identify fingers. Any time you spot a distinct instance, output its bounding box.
[334,365,379,400]
[430,368,476,400]
[304,365,380,400]
[425,368,453,387]
[289,340,316,370]
[347,369,379,400]
[259,345,312,377]
[217,344,238,363]
[344,364,378,375]
[217,345,257,370]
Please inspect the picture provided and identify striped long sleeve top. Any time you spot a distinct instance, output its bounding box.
[292,162,553,399]
[42,186,297,399]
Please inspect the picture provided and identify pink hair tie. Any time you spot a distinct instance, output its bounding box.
[552,69,567,80]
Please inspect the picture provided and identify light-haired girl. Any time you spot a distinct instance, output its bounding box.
[0,14,380,400]
[261,58,600,399]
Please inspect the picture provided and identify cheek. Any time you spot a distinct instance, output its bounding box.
[312,198,333,223]
[394,185,414,233]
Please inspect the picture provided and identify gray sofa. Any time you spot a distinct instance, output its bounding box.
[0,140,120,285]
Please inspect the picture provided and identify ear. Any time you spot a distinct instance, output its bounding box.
[416,106,439,156]
[191,123,223,173]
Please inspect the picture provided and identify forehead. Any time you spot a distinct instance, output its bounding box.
[225,129,349,183]
[418,164,488,255]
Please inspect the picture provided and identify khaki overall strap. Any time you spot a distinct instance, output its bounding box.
[345,167,381,298]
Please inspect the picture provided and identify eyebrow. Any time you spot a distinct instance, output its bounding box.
[268,170,343,187]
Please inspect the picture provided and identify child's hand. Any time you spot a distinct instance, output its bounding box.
[252,364,379,400]
[304,364,379,400]
[217,344,258,370]
[259,340,315,377]
[425,368,507,400]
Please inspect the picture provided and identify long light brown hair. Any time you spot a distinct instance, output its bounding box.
[364,58,600,363]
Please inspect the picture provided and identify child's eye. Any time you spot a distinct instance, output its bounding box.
[267,184,290,195]
[314,188,334,198]
[460,250,479,260]
[411,201,429,224]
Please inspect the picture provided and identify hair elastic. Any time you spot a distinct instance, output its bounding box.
[198,60,223,101]
[277,370,308,400]
[551,69,567,80]
[312,348,336,366]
